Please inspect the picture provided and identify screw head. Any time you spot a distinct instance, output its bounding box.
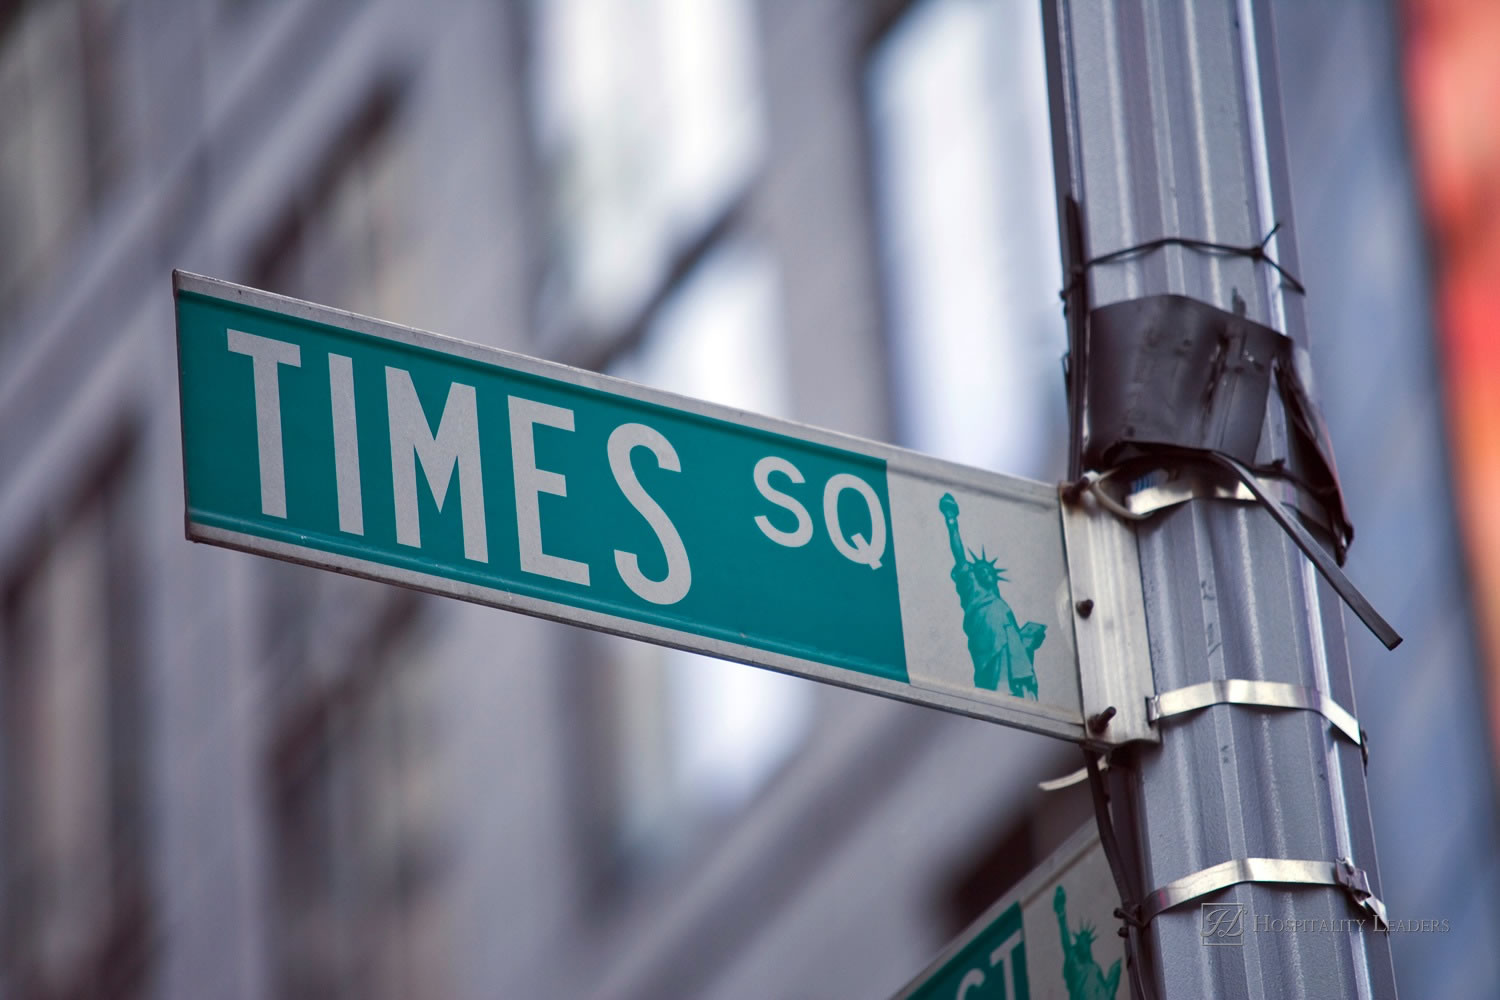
[1075,599,1094,618]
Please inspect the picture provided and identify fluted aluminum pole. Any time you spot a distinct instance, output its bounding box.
[1042,2,1397,997]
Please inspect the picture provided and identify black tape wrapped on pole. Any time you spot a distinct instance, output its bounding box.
[1067,291,1401,650]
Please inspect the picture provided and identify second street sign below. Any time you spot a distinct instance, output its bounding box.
[175,271,1148,743]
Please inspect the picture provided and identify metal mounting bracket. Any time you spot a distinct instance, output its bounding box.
[1059,483,1157,744]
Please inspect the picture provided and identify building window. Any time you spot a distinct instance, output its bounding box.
[247,85,427,677]
[267,603,448,1000]
[1,440,151,999]
[530,0,763,336]
[0,0,125,335]
[865,0,1067,480]
[249,85,422,327]
[254,90,445,976]
[597,240,812,875]
[529,0,809,888]
[610,237,787,418]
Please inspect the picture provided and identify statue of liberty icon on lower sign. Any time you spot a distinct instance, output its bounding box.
[1054,885,1122,1000]
[939,492,1046,699]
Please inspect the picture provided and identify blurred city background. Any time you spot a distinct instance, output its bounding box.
[1,0,1497,997]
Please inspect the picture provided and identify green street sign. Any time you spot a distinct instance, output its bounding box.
[174,272,1123,742]
[892,824,1122,1000]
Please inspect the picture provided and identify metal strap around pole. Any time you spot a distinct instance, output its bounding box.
[1141,856,1389,930]
[1076,454,1401,651]
[1146,679,1363,748]
[1121,465,1336,539]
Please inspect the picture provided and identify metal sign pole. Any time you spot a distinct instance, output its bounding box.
[1042,2,1399,997]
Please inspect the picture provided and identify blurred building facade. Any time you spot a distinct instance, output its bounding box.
[0,1,1493,999]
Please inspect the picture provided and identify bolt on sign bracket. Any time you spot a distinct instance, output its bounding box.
[1060,482,1157,745]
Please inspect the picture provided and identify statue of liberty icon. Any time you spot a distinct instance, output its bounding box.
[939,493,1046,698]
[1054,885,1122,1000]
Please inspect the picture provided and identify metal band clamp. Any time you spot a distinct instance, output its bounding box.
[1066,456,1401,651]
[1122,464,1336,538]
[1147,679,1362,749]
[1142,856,1389,930]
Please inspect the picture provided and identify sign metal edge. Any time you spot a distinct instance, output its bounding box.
[889,822,1107,1000]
